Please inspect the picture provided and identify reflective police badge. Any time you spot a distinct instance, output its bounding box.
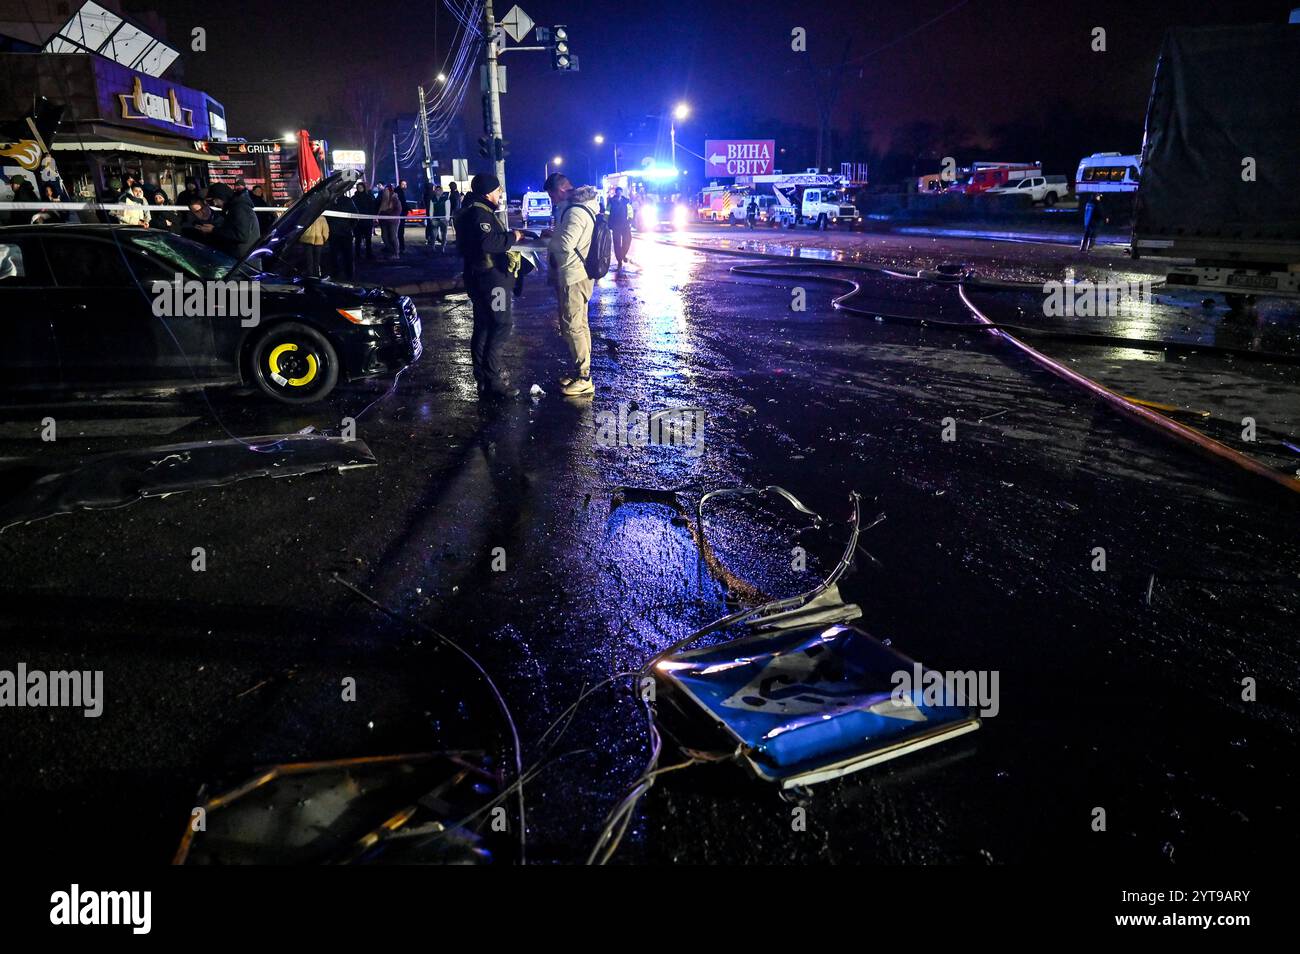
[480,222,491,231]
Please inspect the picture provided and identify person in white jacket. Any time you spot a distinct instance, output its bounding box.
[545,173,599,396]
[116,183,150,227]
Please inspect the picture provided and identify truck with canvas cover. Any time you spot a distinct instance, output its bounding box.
[1131,23,1300,303]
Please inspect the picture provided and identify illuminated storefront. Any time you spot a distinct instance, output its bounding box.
[0,51,226,200]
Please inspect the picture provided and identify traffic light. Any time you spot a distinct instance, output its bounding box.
[493,138,508,162]
[551,25,577,71]
[478,135,492,159]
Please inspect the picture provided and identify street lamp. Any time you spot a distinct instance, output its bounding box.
[670,102,690,168]
[435,72,447,84]
[546,155,563,179]
[594,134,621,174]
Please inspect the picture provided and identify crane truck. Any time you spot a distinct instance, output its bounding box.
[749,173,860,229]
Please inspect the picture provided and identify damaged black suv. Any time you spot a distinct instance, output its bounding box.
[0,171,420,404]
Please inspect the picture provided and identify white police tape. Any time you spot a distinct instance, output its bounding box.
[2,201,450,221]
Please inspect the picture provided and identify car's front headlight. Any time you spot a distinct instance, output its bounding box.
[337,304,387,325]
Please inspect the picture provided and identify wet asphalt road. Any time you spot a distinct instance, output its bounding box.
[1,227,1298,864]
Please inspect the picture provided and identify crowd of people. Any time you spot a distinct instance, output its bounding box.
[0,166,439,278]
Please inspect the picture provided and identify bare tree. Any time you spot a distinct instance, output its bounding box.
[341,82,387,184]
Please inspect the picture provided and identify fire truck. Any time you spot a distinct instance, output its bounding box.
[698,185,779,224]
[698,185,748,222]
[948,161,1042,195]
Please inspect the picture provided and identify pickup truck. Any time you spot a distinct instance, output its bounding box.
[986,175,1069,205]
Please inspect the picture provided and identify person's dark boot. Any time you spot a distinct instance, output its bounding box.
[485,372,519,399]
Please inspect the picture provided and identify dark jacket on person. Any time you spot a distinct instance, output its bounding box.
[249,191,276,234]
[1083,196,1103,229]
[180,207,225,246]
[353,187,378,219]
[607,195,631,231]
[5,181,38,224]
[327,194,358,242]
[213,190,260,257]
[12,181,39,204]
[150,206,179,232]
[455,194,515,278]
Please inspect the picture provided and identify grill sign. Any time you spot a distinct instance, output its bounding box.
[705,140,775,177]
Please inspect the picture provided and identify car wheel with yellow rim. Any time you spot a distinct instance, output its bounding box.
[249,322,339,404]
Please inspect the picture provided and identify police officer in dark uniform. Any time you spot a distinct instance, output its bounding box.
[456,174,525,398]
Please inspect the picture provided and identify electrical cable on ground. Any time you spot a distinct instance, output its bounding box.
[588,490,868,864]
[329,572,528,864]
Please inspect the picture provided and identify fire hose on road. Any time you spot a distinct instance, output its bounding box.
[656,238,1300,497]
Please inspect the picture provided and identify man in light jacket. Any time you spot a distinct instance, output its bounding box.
[544,173,599,396]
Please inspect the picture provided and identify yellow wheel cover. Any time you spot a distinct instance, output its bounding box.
[267,342,319,387]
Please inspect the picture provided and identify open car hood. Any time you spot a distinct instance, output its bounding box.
[227,169,360,278]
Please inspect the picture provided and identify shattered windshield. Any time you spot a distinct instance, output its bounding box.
[125,232,239,281]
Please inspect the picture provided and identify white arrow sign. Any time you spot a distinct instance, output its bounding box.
[500,4,535,44]
[709,153,726,164]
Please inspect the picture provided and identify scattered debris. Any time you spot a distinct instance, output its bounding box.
[0,434,376,534]
[649,489,978,789]
[174,752,501,865]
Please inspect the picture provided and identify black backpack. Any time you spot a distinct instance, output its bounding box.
[571,204,613,280]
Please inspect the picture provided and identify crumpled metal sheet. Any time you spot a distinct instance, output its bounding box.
[0,434,376,533]
[656,623,980,788]
[174,752,500,865]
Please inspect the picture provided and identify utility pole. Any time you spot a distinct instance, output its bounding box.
[391,132,399,185]
[417,84,434,189]
[483,0,508,225]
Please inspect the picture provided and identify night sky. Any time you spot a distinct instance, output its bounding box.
[153,0,1291,187]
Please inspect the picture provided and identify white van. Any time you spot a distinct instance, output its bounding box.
[1075,153,1142,193]
[523,191,553,225]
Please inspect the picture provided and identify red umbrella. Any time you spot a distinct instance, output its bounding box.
[296,128,323,192]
